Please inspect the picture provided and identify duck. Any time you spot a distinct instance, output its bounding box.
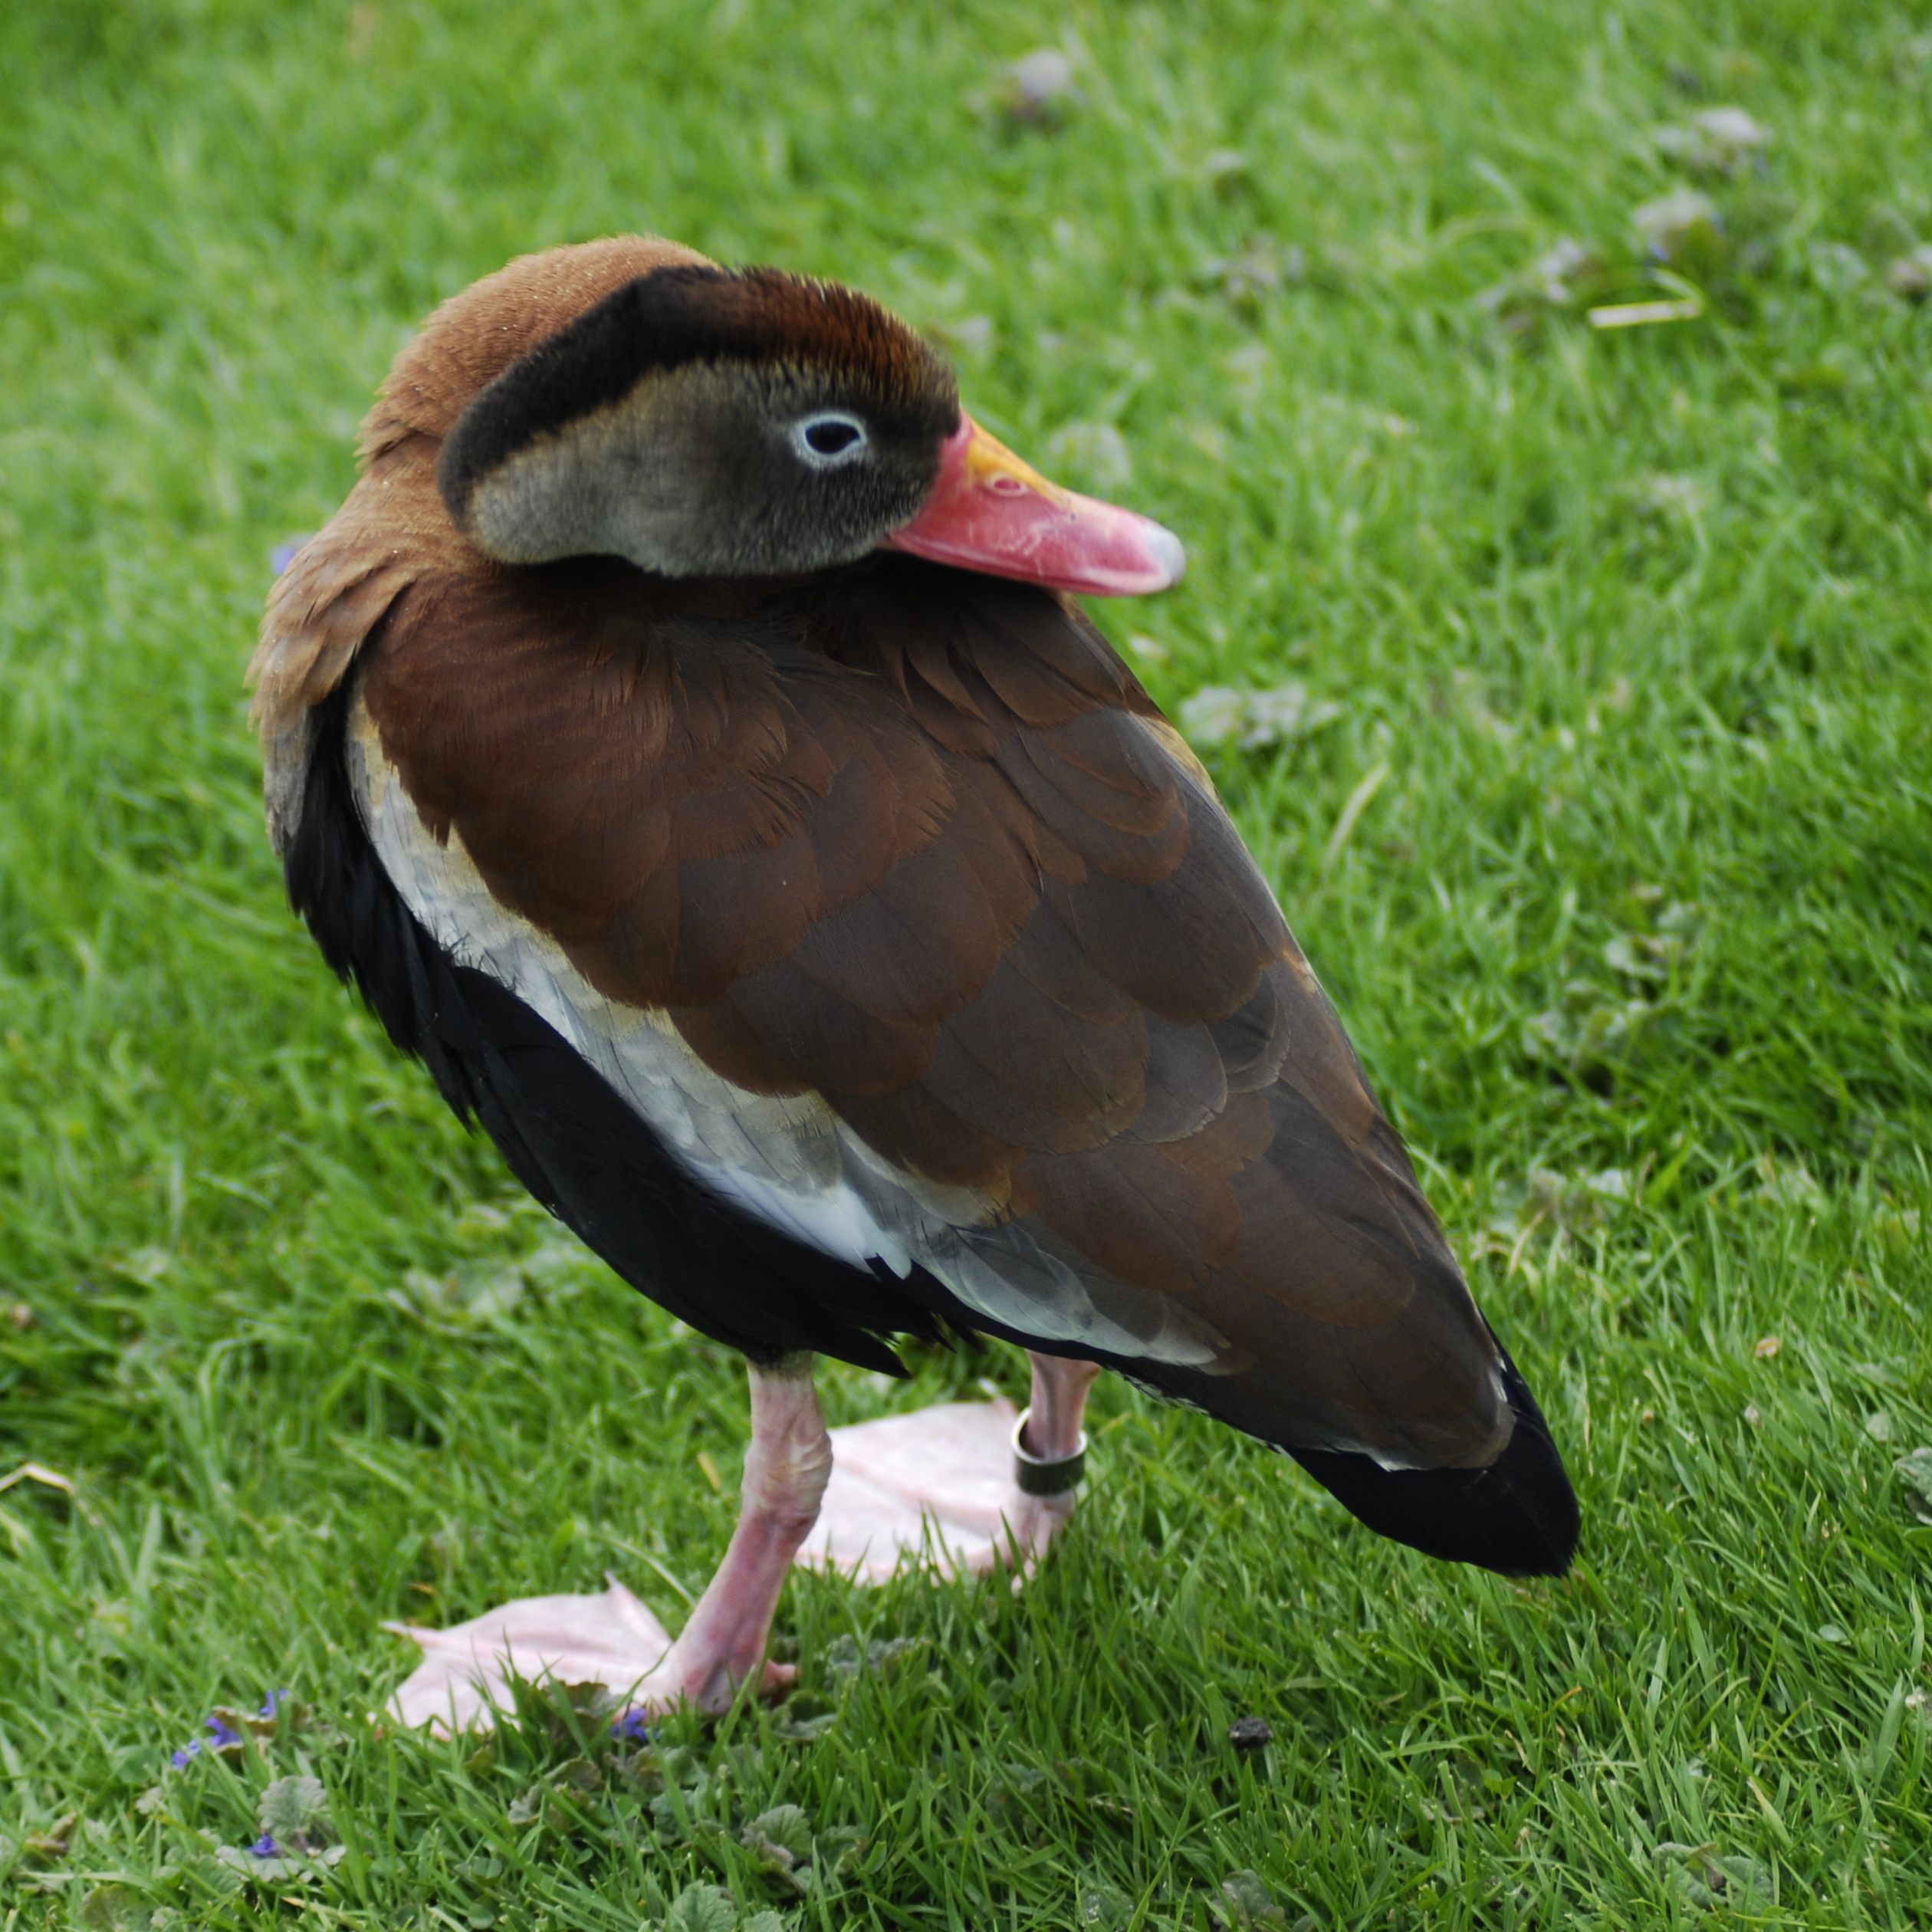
[251,236,1577,1730]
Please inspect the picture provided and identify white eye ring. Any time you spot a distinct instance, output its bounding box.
[790,412,870,468]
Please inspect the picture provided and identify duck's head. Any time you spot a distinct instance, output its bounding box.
[415,241,1184,596]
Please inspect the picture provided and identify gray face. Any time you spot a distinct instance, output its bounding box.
[452,356,956,579]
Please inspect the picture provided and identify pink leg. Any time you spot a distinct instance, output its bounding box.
[387,1354,829,1731]
[1024,1351,1103,1460]
[642,1354,830,1712]
[1003,1352,1103,1559]
[388,1353,1101,1732]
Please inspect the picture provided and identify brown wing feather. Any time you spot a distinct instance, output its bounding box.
[261,370,1506,1475]
[350,544,1510,1469]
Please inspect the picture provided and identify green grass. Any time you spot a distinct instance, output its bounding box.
[2,0,1930,1924]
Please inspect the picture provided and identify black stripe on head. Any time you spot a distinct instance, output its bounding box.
[438,264,958,524]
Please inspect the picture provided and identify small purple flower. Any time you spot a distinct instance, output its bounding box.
[269,535,314,577]
[258,1689,291,1720]
[610,1709,654,1746]
[248,1834,281,1858]
[170,1697,273,1769]
[170,1711,242,1767]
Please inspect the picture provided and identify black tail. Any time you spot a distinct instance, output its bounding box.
[1286,1342,1579,1576]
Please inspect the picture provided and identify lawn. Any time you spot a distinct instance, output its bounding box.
[2,0,1930,1924]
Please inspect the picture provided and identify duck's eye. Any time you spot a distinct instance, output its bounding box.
[792,412,869,467]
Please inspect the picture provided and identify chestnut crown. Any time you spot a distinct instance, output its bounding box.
[438,264,961,578]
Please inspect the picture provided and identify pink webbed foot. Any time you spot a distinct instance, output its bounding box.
[386,1577,800,1735]
[798,1398,1069,1579]
[800,1362,1097,1582]
[385,1575,675,1734]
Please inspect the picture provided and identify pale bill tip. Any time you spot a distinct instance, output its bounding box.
[1140,519,1188,592]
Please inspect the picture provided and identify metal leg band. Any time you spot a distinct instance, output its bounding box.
[1011,1406,1088,1497]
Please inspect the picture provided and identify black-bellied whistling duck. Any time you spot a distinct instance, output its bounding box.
[253,237,1577,1731]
